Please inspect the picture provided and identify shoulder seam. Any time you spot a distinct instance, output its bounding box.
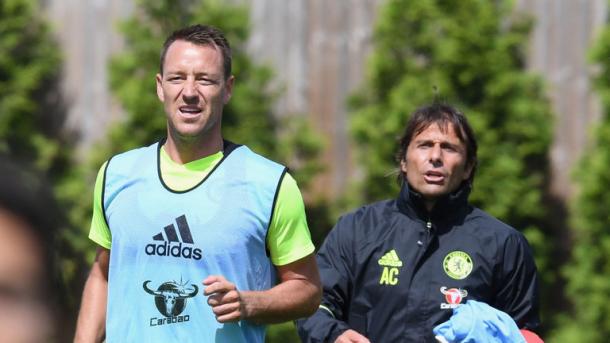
[101,158,113,232]
[265,167,288,256]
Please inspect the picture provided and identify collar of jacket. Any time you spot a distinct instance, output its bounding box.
[396,181,472,225]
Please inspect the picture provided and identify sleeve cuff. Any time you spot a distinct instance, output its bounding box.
[89,230,111,249]
[272,242,315,266]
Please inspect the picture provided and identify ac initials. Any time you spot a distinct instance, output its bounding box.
[379,267,399,285]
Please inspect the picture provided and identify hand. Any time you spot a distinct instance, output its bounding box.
[203,275,243,323]
[335,329,371,343]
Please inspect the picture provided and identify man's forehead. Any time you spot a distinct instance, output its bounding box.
[166,40,220,58]
[412,122,464,142]
[163,41,224,74]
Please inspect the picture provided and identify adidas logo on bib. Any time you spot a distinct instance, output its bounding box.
[145,215,202,260]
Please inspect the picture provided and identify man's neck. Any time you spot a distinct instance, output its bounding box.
[163,132,223,164]
[424,199,436,213]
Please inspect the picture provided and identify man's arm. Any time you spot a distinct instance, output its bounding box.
[203,254,321,324]
[492,232,540,330]
[74,247,109,343]
[203,252,321,323]
[296,215,370,343]
[75,162,110,342]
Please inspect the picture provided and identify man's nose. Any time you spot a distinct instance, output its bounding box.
[429,144,442,166]
[182,80,198,100]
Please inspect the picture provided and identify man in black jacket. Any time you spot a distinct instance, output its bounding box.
[296,103,540,342]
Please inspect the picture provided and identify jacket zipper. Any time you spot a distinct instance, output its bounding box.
[417,220,432,247]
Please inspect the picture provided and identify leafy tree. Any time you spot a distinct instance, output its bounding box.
[0,0,67,173]
[348,0,556,327]
[551,16,610,342]
[69,0,322,340]
[0,0,85,334]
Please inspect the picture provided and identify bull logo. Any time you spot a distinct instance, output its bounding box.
[143,280,199,317]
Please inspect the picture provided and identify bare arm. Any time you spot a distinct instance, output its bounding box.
[204,253,321,324]
[74,247,109,343]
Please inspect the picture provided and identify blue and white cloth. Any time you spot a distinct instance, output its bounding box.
[433,300,525,343]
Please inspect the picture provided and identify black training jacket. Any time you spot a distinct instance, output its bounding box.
[296,183,540,342]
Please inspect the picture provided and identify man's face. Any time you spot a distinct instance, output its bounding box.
[156,40,234,141]
[0,209,53,343]
[401,123,473,203]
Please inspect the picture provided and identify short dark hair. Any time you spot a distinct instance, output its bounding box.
[396,103,478,184]
[159,24,232,79]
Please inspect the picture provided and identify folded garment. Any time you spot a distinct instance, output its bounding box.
[433,300,526,343]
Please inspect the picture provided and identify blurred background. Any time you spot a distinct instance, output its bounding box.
[2,0,610,341]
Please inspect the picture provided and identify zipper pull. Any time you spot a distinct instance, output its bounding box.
[419,220,432,247]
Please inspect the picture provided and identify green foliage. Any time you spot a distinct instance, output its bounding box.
[349,0,555,327]
[0,0,86,330]
[0,0,67,172]
[266,321,300,343]
[550,20,610,342]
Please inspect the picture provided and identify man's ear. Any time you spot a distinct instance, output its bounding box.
[223,75,235,104]
[400,158,408,174]
[463,161,475,181]
[155,74,164,102]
